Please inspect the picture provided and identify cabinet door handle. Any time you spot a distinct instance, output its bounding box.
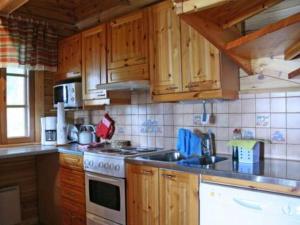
[161,174,176,180]
[165,86,178,91]
[185,83,200,88]
[141,170,153,175]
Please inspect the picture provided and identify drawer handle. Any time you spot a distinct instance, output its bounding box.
[161,174,176,180]
[185,83,200,88]
[165,86,178,91]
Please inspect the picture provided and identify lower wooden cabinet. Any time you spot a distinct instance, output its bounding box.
[127,164,159,225]
[59,154,86,225]
[126,164,199,225]
[159,169,199,225]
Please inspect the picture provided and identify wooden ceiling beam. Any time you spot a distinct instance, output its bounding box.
[173,0,230,15]
[288,68,300,79]
[0,0,29,14]
[285,40,300,60]
[222,0,282,29]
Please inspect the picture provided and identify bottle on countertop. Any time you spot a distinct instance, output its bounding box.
[232,128,242,161]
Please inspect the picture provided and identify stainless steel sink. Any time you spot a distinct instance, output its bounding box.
[140,151,228,165]
[179,155,228,166]
[140,151,187,162]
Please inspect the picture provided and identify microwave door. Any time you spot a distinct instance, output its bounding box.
[64,85,68,104]
[54,86,65,105]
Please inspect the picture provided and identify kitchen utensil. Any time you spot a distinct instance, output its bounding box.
[201,101,210,125]
[79,125,96,145]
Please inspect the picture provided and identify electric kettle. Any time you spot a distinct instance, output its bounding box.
[78,125,96,145]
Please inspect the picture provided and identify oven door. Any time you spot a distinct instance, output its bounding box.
[85,172,126,225]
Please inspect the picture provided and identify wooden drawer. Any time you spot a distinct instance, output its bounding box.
[61,197,85,216]
[60,167,85,189]
[61,182,85,204]
[107,64,149,83]
[59,153,83,171]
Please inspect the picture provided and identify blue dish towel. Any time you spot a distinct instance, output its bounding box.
[177,128,188,157]
[190,133,202,156]
[177,129,202,157]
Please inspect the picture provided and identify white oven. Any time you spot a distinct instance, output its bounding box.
[85,172,126,225]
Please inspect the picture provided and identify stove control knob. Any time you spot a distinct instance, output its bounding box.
[98,162,104,168]
[108,163,114,169]
[84,160,89,167]
[88,161,94,167]
[114,165,121,171]
[104,163,109,169]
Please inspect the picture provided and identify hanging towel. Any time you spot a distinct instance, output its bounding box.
[189,133,202,156]
[177,129,202,157]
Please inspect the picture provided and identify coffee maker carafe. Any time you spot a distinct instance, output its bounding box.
[41,116,57,146]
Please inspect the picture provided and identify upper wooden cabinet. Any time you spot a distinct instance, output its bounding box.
[126,164,198,225]
[107,10,150,83]
[150,1,182,95]
[181,20,221,92]
[126,164,159,225]
[82,24,107,101]
[150,1,239,102]
[56,33,82,82]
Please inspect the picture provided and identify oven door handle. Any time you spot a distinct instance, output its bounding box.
[86,173,123,185]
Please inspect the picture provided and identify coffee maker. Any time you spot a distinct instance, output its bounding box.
[41,116,57,146]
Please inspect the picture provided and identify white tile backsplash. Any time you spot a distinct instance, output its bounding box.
[287,97,300,112]
[74,91,300,160]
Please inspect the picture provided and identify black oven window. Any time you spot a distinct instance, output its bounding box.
[89,180,120,211]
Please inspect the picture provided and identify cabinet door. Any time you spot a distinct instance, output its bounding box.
[107,10,149,82]
[159,169,199,225]
[82,24,107,101]
[150,1,182,95]
[181,20,221,92]
[126,164,159,225]
[57,34,82,81]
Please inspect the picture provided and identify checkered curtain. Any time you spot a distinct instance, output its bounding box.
[0,16,58,72]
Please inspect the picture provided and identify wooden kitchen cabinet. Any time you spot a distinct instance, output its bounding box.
[150,1,239,102]
[82,24,107,102]
[181,20,221,92]
[56,33,82,82]
[107,9,150,83]
[126,164,159,225]
[159,169,199,225]
[150,1,182,95]
[59,153,86,225]
[126,164,199,225]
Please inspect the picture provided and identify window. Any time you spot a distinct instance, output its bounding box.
[0,67,34,144]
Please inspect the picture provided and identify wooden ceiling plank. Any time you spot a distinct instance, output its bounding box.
[288,68,300,79]
[222,0,283,29]
[285,40,300,60]
[0,0,29,14]
[173,0,231,14]
[226,12,300,50]
[180,13,253,74]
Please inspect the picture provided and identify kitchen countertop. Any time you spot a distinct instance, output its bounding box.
[1,144,300,189]
[126,151,300,188]
[0,144,84,159]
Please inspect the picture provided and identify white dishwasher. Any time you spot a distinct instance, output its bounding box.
[200,182,300,225]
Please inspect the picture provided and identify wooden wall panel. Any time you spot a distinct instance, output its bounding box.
[0,156,39,225]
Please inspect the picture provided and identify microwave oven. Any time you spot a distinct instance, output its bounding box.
[53,82,82,108]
